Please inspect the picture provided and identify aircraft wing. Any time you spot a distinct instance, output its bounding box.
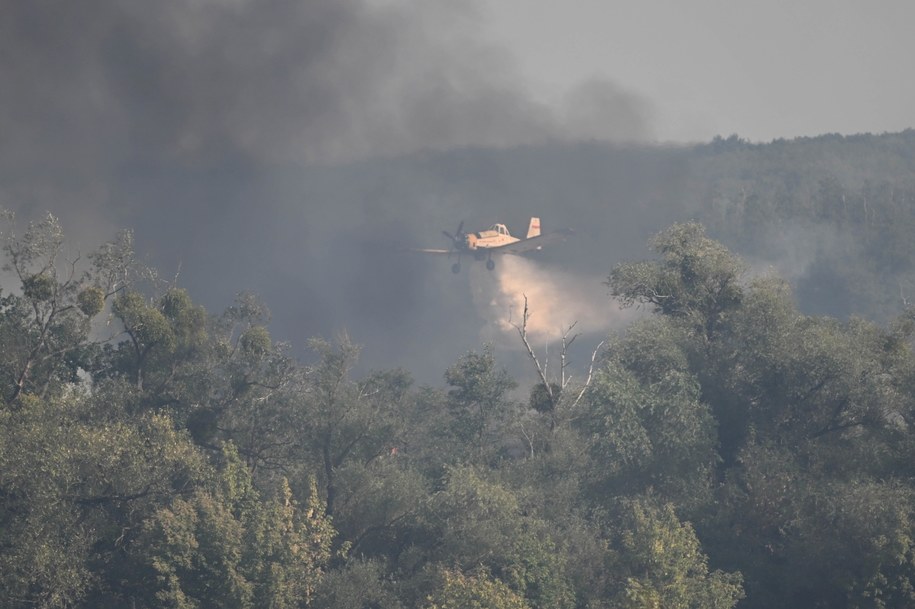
[404,248,452,254]
[491,229,573,255]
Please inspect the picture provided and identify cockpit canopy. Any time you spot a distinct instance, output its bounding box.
[487,223,509,236]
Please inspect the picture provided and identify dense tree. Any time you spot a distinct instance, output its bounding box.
[297,336,412,520]
[311,559,402,609]
[12,211,915,608]
[577,361,718,509]
[421,466,575,609]
[424,568,531,609]
[135,444,334,609]
[0,390,207,608]
[609,499,744,609]
[609,222,743,342]
[443,346,519,462]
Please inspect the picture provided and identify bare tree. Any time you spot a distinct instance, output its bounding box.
[510,294,603,438]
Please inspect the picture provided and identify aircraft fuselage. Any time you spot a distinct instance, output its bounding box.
[459,223,519,252]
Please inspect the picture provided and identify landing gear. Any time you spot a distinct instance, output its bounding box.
[486,259,495,271]
[451,262,462,274]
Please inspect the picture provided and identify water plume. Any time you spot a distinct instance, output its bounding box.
[469,255,635,344]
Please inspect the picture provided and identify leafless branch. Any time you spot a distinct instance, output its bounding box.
[511,295,604,418]
[569,340,605,409]
[559,322,580,389]
[518,421,536,459]
[510,295,553,406]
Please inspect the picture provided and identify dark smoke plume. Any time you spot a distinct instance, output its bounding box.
[0,0,658,380]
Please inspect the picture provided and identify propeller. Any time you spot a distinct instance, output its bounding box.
[442,221,465,251]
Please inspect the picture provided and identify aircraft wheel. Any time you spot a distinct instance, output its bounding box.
[486,259,495,271]
[451,263,461,274]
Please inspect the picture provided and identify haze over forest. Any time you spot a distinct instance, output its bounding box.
[4,2,915,608]
[5,1,915,379]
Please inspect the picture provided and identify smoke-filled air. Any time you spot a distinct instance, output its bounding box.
[4,1,915,608]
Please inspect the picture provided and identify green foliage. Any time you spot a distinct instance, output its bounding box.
[138,444,335,609]
[160,288,208,351]
[0,390,208,608]
[8,213,915,609]
[611,499,744,609]
[0,213,126,401]
[606,226,915,607]
[240,325,271,356]
[23,272,56,301]
[297,336,412,520]
[113,291,176,352]
[444,346,518,461]
[609,222,743,339]
[312,559,402,609]
[0,401,94,608]
[578,362,717,507]
[785,480,915,609]
[529,381,561,414]
[426,466,575,609]
[99,287,220,424]
[330,457,429,558]
[141,489,252,609]
[77,285,105,316]
[606,317,692,385]
[425,569,531,609]
[705,438,915,608]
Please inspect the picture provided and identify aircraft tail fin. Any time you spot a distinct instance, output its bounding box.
[526,217,541,239]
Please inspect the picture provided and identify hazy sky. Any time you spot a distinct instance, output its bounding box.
[477,0,915,142]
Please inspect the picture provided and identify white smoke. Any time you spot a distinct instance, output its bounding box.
[468,255,636,343]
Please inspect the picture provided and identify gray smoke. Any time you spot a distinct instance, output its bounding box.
[0,0,651,170]
[0,0,666,381]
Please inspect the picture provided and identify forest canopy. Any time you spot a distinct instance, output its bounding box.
[3,209,915,609]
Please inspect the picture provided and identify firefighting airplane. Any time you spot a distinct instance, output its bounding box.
[411,217,572,273]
